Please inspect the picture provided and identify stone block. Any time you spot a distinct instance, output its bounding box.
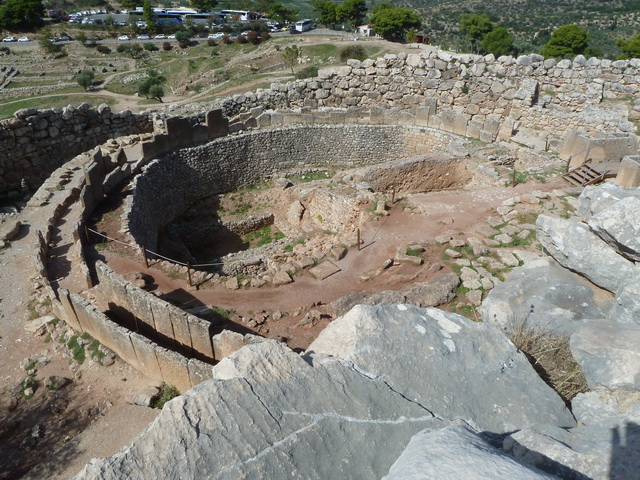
[615,156,640,187]
[165,116,193,146]
[191,125,210,143]
[167,307,194,355]
[187,358,214,387]
[58,288,83,333]
[188,317,214,360]
[102,321,139,367]
[127,331,161,378]
[309,261,341,280]
[155,346,191,393]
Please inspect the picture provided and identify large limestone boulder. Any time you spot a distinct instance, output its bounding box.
[609,275,640,325]
[383,425,558,480]
[577,183,640,220]
[536,215,637,293]
[76,340,448,479]
[570,321,640,391]
[309,305,576,434]
[587,196,640,262]
[481,257,612,335]
[505,413,640,480]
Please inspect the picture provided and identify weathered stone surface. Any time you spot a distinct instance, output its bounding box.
[310,305,575,434]
[572,388,640,426]
[570,321,640,391]
[505,413,640,480]
[272,270,293,286]
[330,291,407,317]
[383,425,557,480]
[309,261,341,280]
[75,339,448,479]
[132,386,160,407]
[482,257,612,335]
[211,330,265,361]
[536,215,637,293]
[0,219,21,241]
[577,183,640,220]
[402,273,460,308]
[609,275,640,325]
[587,196,640,262]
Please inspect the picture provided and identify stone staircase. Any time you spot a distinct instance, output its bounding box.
[562,160,619,187]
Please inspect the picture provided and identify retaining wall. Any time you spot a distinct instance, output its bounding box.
[213,50,640,141]
[124,124,456,252]
[0,103,153,194]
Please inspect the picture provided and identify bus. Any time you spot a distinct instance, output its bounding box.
[294,19,313,32]
[182,12,224,25]
[220,9,263,21]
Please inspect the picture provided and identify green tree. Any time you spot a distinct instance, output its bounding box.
[540,24,589,58]
[268,2,297,24]
[313,0,338,28]
[482,26,515,56]
[337,0,367,29]
[175,30,190,48]
[459,13,493,53]
[75,70,95,91]
[0,0,44,29]
[282,44,300,73]
[370,3,421,41]
[142,0,155,30]
[190,0,217,12]
[148,83,164,102]
[75,31,87,46]
[617,34,640,59]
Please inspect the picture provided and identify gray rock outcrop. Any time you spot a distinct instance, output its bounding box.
[75,305,576,479]
[309,305,575,434]
[587,196,640,262]
[383,425,558,480]
[536,215,637,293]
[609,275,640,325]
[505,413,640,480]
[481,257,612,335]
[570,321,640,391]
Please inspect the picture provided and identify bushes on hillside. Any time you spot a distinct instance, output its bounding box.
[340,45,366,62]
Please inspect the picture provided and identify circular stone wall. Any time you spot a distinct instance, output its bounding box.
[125,124,467,251]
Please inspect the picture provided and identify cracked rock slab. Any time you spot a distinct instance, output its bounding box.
[536,215,637,293]
[75,340,448,479]
[308,304,575,434]
[383,425,558,480]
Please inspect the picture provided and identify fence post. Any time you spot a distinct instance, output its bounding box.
[84,224,90,242]
[391,188,395,203]
[357,228,361,251]
[142,245,149,268]
[187,262,192,287]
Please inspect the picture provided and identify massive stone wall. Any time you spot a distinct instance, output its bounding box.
[213,50,640,141]
[125,124,448,252]
[0,103,153,193]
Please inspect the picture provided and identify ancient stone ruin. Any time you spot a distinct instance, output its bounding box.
[1,46,640,478]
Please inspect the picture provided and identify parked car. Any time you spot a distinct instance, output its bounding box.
[167,34,176,39]
[155,34,166,39]
[208,32,224,39]
[2,36,16,42]
[17,36,29,42]
[117,35,130,41]
[137,34,151,40]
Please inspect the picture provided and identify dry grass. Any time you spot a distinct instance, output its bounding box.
[508,319,588,404]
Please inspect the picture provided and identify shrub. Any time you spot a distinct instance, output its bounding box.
[339,44,366,62]
[236,34,248,44]
[260,31,271,42]
[508,317,588,403]
[175,31,190,48]
[151,384,180,409]
[96,45,111,54]
[222,35,232,45]
[295,65,318,79]
[162,41,172,51]
[143,42,158,51]
[207,38,217,46]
